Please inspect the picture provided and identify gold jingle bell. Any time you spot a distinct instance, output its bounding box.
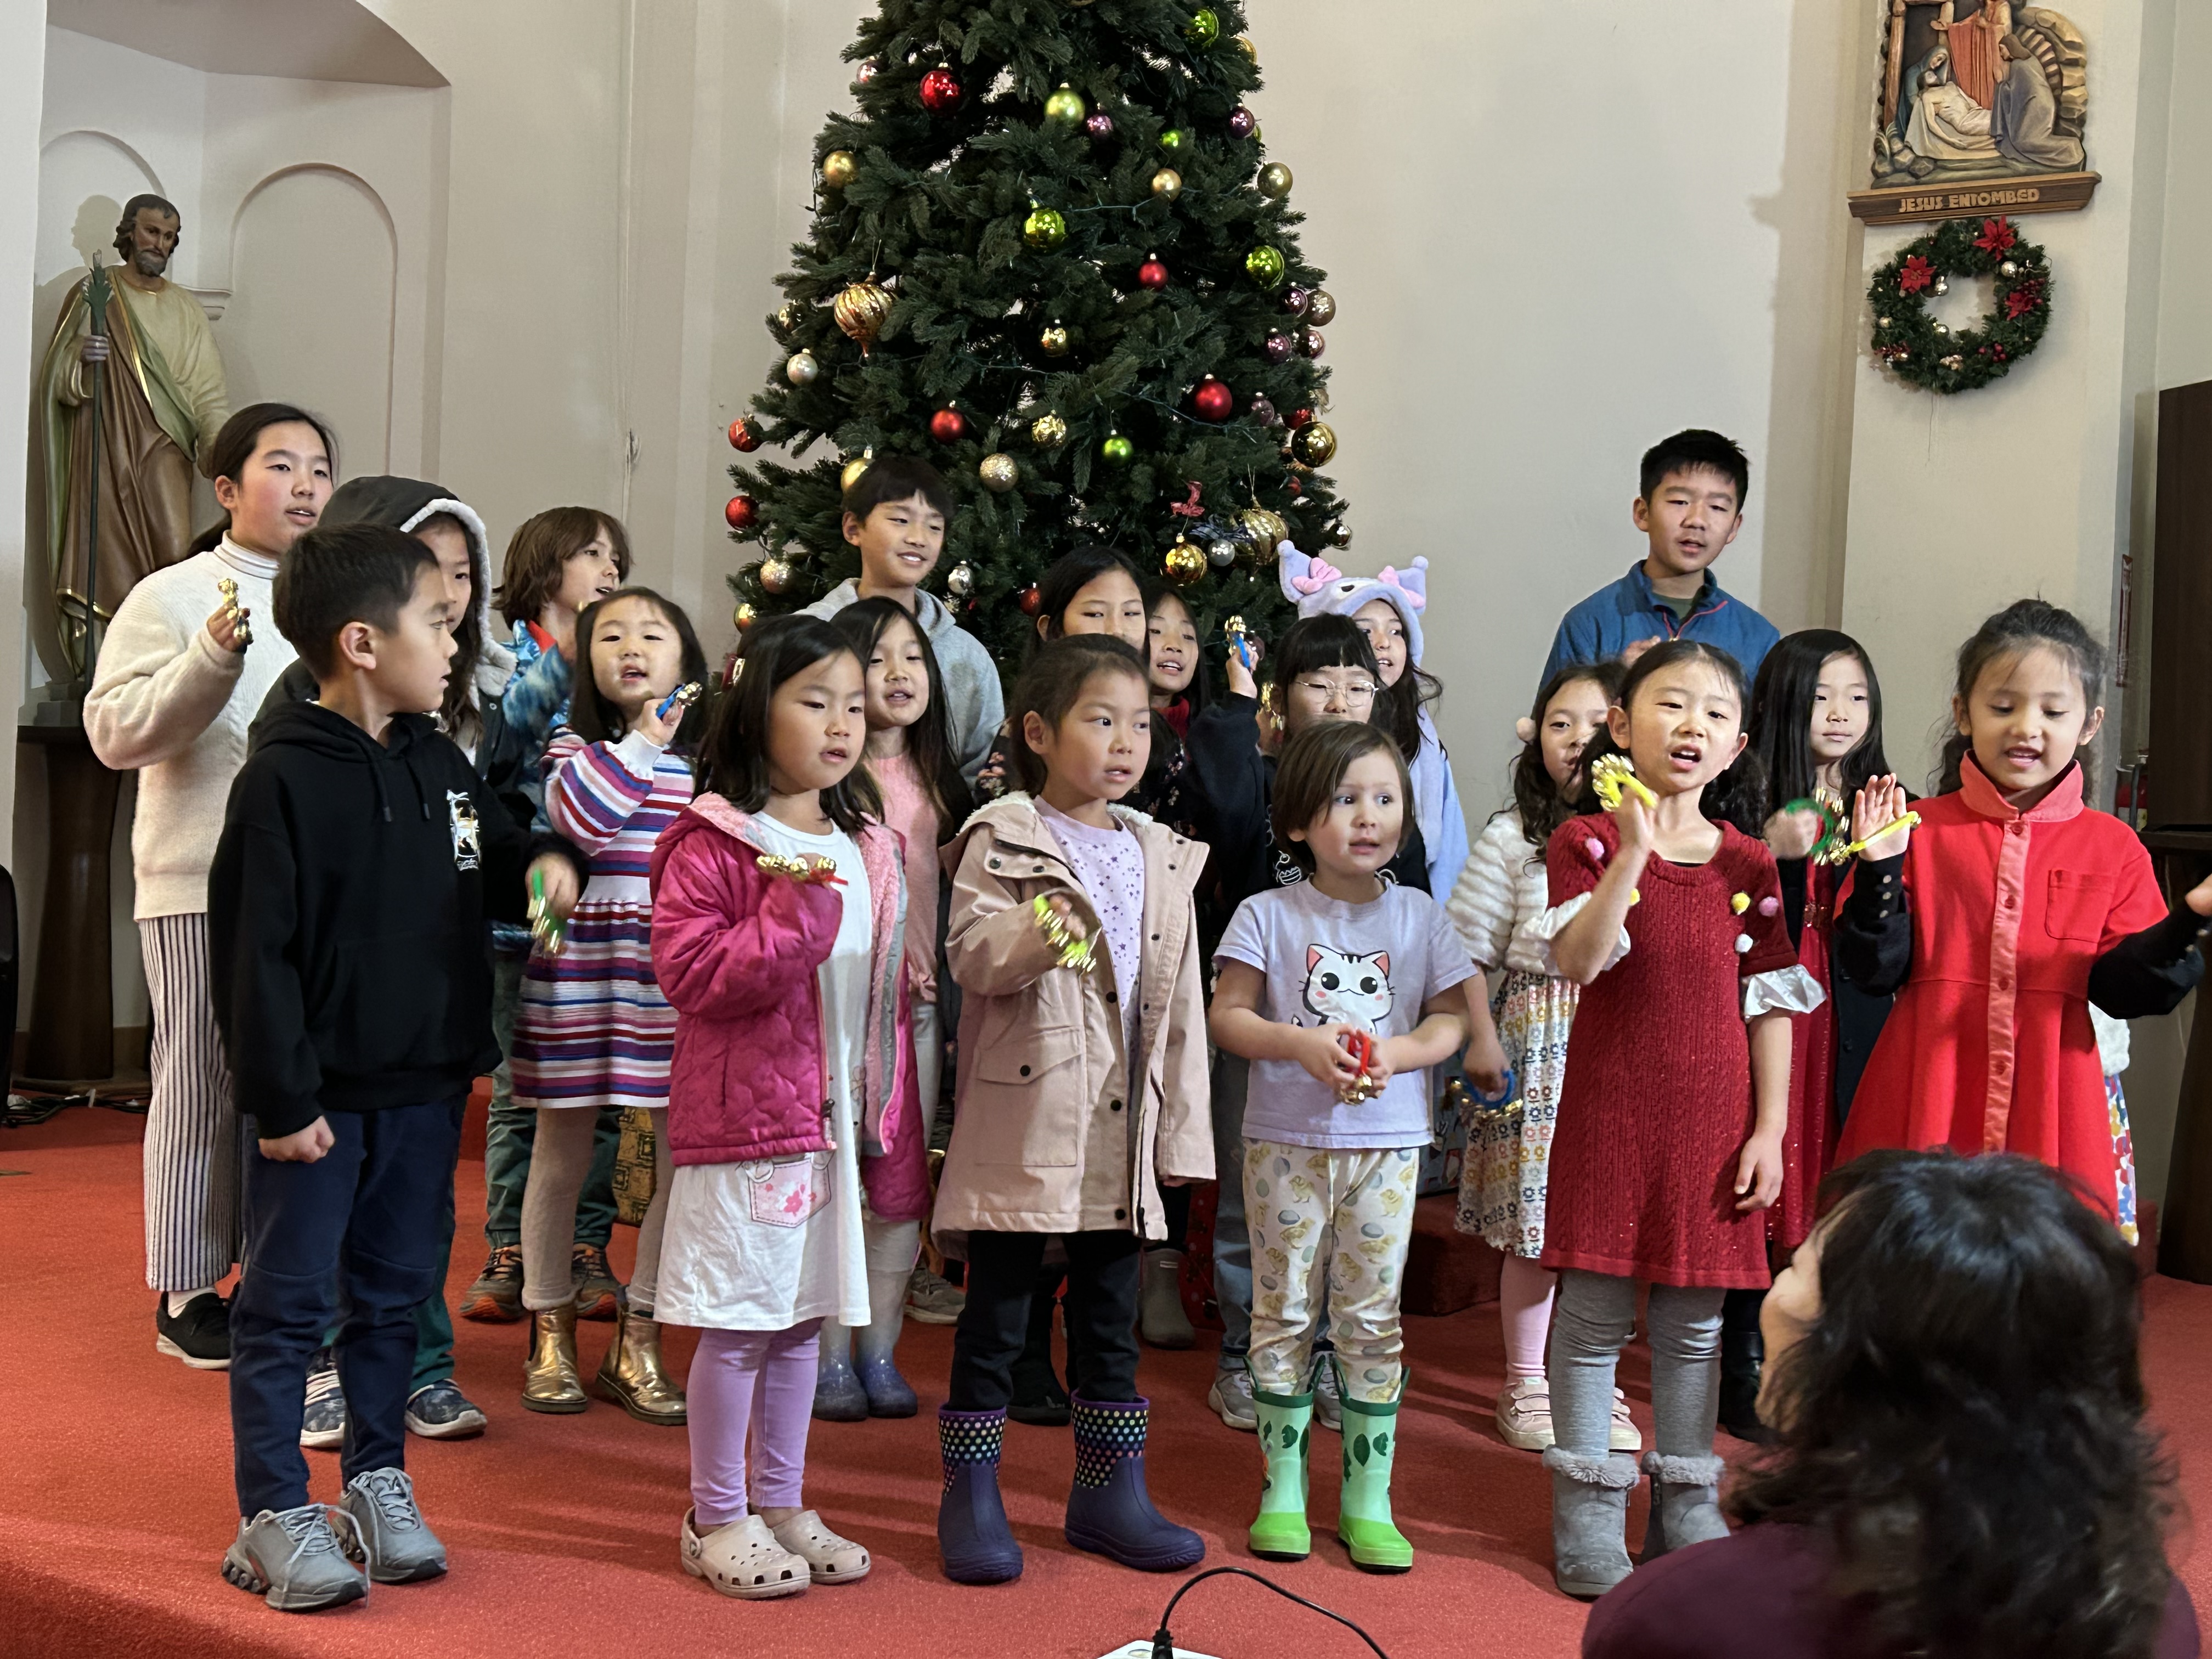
[832,279,893,352]
[1291,420,1338,466]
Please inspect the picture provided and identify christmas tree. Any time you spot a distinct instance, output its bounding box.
[724,0,1346,678]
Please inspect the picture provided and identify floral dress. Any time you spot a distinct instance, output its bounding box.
[1445,810,1581,1259]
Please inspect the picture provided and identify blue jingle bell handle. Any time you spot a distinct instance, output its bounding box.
[1465,1066,1517,1110]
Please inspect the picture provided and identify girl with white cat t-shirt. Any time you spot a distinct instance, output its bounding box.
[1209,723,1474,1571]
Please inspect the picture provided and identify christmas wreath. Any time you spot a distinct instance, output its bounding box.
[1867,216,2051,394]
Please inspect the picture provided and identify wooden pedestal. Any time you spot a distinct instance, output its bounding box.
[19,725,119,1083]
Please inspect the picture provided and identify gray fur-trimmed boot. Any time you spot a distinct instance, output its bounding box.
[1542,1446,1640,1598]
[1639,1451,1729,1562]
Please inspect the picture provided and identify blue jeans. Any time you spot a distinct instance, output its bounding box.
[481,949,619,1249]
[230,1099,463,1516]
[1211,1052,1251,1365]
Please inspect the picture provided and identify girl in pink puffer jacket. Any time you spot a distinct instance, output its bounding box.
[647,615,922,1601]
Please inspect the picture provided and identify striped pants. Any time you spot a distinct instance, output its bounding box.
[140,913,243,1291]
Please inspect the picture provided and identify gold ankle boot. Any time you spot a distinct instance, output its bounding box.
[522,1301,588,1413]
[596,1310,687,1426]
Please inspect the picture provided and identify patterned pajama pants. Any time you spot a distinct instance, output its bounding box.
[1243,1141,1418,1404]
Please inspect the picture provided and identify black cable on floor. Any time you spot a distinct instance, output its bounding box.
[1149,1565,1392,1659]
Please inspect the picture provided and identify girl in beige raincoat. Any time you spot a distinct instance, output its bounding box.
[930,635,1212,1586]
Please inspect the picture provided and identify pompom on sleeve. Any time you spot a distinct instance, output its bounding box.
[1526,817,1630,976]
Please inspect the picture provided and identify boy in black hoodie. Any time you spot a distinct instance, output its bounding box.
[210,522,582,1612]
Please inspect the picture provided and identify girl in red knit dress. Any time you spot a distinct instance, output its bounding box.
[1534,641,1819,1600]
[1836,601,2210,1242]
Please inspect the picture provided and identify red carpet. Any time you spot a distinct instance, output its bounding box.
[7,1105,2212,1659]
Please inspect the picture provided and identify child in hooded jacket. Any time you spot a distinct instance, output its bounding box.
[933,635,1213,1587]
[648,615,926,1599]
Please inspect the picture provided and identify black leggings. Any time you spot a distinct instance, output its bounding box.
[950,1230,1142,1411]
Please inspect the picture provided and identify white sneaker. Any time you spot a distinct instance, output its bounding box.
[1206,1368,1257,1431]
[1494,1376,1554,1451]
[1610,1387,1643,1452]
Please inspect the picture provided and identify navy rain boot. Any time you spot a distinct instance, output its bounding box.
[937,1407,1024,1584]
[1063,1395,1205,1572]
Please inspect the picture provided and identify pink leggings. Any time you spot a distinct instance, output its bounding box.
[1499,1254,1558,1383]
[688,1321,822,1527]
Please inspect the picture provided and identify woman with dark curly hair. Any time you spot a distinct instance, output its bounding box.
[1585,1149,2198,1658]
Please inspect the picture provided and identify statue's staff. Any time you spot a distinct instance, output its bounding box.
[78,256,110,686]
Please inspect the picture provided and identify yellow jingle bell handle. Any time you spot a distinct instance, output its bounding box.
[1589,753,1656,811]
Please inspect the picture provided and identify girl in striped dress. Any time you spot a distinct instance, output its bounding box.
[514,587,709,1423]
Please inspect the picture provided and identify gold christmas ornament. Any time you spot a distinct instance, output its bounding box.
[946,561,975,597]
[1305,289,1337,326]
[733,601,758,632]
[979,452,1020,492]
[775,301,802,331]
[1163,535,1206,586]
[821,150,856,190]
[758,557,795,594]
[1030,412,1069,448]
[1039,324,1071,357]
[1150,167,1183,200]
[1291,420,1337,466]
[1238,505,1288,554]
[840,447,876,491]
[786,350,820,386]
[832,279,894,352]
[1257,162,1293,199]
[1235,36,1257,63]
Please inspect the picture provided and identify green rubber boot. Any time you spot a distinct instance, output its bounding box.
[1249,1384,1314,1561]
[1334,1363,1413,1573]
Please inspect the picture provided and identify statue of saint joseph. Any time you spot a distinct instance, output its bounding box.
[32,194,231,679]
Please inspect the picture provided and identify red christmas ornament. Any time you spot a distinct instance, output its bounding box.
[1973,216,2018,255]
[1192,377,1234,421]
[919,66,962,114]
[1018,584,1043,616]
[1137,252,1170,291]
[1898,255,1934,295]
[1286,476,1304,495]
[1288,406,1314,430]
[727,419,761,452]
[724,495,759,531]
[929,406,968,443]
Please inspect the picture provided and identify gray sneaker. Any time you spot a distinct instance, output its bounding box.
[300,1355,346,1451]
[1207,1366,1258,1431]
[222,1504,369,1612]
[906,1265,965,1325]
[404,1379,488,1440]
[338,1467,448,1584]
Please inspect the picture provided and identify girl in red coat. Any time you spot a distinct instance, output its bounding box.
[1536,641,1818,1600]
[648,615,925,1600]
[1836,600,2211,1241]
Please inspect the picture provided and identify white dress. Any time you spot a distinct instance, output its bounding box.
[654,815,873,1331]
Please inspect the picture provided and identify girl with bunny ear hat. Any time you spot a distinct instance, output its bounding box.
[1279,548,1468,895]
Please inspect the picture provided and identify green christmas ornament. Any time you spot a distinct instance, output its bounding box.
[1100,433,1135,466]
[1044,84,1087,127]
[1185,8,1221,48]
[1159,127,1187,155]
[1245,245,1287,289]
[1257,162,1293,199]
[1023,205,1068,250]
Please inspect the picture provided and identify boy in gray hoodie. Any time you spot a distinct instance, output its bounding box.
[802,456,1002,786]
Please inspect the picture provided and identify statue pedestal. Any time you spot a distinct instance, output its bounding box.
[19,722,119,1083]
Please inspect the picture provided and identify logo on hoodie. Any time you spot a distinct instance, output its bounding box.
[447,791,481,871]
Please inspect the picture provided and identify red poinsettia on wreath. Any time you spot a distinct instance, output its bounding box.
[1972,216,2018,256]
[1899,255,1936,295]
